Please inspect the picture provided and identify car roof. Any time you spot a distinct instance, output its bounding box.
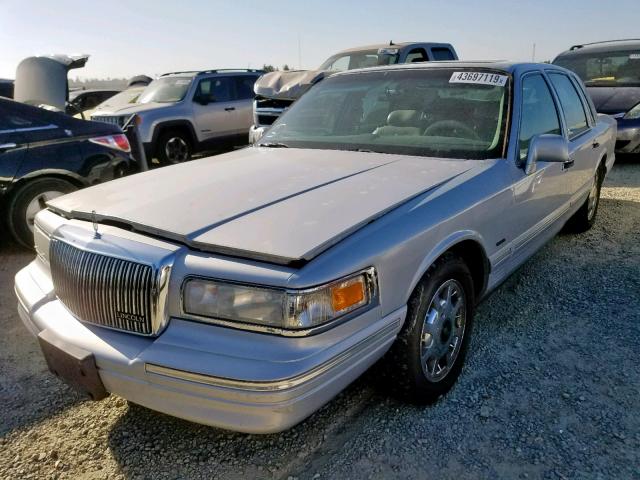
[334,42,453,54]
[160,69,264,78]
[331,60,569,77]
[555,39,640,58]
[70,89,120,95]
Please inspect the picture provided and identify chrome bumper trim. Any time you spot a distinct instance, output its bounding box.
[145,318,400,392]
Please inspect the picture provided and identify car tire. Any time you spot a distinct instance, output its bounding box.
[7,178,76,249]
[156,130,192,165]
[565,165,604,233]
[383,253,475,403]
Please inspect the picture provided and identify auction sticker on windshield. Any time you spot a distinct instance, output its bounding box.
[449,72,508,86]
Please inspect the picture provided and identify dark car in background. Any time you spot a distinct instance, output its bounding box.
[554,39,640,154]
[67,89,120,117]
[0,98,134,247]
[0,79,14,99]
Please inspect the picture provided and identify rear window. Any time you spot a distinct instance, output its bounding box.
[548,73,589,137]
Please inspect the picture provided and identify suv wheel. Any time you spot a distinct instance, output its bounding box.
[7,178,76,248]
[156,130,192,165]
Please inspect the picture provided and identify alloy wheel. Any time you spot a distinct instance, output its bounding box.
[164,137,190,163]
[420,279,467,382]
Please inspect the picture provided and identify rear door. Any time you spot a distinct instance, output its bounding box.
[192,76,237,141]
[547,71,599,198]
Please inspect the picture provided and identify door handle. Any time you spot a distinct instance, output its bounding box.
[224,107,236,112]
[592,140,600,148]
[0,142,17,152]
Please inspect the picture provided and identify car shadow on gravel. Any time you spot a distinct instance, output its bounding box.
[106,374,388,479]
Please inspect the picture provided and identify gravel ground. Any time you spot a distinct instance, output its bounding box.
[1,160,639,480]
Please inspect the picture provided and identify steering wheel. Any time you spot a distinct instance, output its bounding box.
[423,120,480,141]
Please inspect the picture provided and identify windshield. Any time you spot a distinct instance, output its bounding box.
[138,77,192,103]
[318,49,400,71]
[258,69,510,160]
[554,50,640,87]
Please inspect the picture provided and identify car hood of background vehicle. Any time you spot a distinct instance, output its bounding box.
[254,70,331,101]
[93,101,169,117]
[587,86,640,114]
[47,148,483,264]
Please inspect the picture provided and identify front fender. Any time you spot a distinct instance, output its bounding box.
[407,230,489,303]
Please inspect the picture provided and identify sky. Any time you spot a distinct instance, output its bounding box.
[1,0,640,80]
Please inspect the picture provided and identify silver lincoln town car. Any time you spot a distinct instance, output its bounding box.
[15,62,616,433]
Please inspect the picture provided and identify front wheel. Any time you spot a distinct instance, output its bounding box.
[7,178,76,248]
[383,253,475,403]
[156,130,192,165]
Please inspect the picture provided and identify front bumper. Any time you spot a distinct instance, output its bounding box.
[15,259,405,433]
[614,117,640,154]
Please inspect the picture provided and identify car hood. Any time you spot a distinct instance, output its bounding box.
[47,148,484,264]
[254,70,333,101]
[587,86,640,114]
[91,101,169,117]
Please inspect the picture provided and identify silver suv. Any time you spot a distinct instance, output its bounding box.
[91,69,263,164]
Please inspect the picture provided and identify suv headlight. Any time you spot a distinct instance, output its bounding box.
[623,103,640,120]
[182,268,377,333]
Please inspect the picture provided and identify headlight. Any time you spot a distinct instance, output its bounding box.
[624,103,640,120]
[182,268,377,333]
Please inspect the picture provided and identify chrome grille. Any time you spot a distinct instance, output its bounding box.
[49,239,154,335]
[91,115,126,127]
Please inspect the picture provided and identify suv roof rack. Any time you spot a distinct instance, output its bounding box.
[161,68,264,77]
[569,38,640,51]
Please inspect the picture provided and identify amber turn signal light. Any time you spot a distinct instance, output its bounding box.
[331,276,366,312]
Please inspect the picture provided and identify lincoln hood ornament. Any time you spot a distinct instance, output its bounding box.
[91,210,101,238]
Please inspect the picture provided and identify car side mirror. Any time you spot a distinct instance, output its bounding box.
[524,134,570,175]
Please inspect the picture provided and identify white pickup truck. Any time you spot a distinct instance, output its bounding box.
[249,41,458,143]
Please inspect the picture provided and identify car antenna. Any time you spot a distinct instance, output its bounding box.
[389,40,395,46]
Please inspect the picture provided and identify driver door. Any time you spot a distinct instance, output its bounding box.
[509,72,572,264]
[192,76,238,142]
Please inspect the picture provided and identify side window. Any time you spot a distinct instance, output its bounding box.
[431,48,455,61]
[234,76,257,100]
[405,48,427,63]
[519,74,561,160]
[196,77,233,103]
[548,73,589,138]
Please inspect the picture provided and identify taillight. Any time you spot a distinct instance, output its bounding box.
[89,134,131,153]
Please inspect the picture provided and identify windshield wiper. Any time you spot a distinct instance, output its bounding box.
[259,142,289,148]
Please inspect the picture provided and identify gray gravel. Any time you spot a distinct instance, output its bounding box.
[1,160,639,480]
